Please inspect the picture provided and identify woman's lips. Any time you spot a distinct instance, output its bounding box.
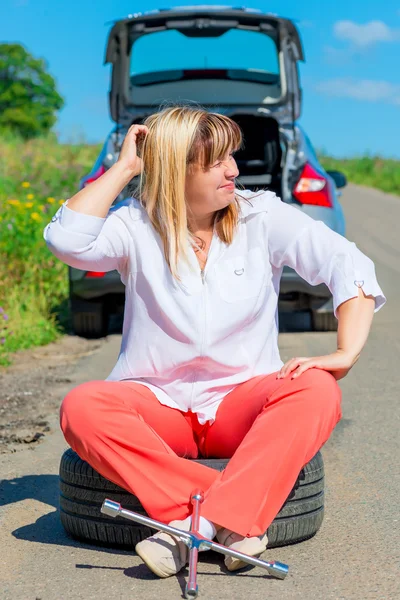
[220,183,235,189]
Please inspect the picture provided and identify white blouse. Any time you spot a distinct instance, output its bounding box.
[43,189,386,425]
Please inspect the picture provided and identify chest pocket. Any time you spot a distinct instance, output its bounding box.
[214,246,269,303]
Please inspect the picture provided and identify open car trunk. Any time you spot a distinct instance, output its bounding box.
[104,7,304,126]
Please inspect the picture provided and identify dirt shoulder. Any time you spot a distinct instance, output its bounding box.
[0,335,105,454]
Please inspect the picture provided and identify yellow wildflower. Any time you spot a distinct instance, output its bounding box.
[31,212,41,222]
[7,199,20,206]
[47,197,55,203]
[26,193,34,200]
[39,204,46,211]
[21,182,30,188]
[59,199,65,205]
[25,202,34,208]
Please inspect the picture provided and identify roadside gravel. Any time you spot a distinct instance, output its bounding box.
[0,335,105,454]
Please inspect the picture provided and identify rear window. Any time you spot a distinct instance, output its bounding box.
[129,29,280,85]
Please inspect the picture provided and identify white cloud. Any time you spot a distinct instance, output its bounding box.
[315,78,400,105]
[333,20,400,47]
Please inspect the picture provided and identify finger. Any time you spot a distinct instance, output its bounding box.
[129,124,149,136]
[277,358,298,378]
[291,362,317,379]
[277,357,308,378]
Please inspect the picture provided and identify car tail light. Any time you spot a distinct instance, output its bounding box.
[293,163,333,207]
[85,271,106,278]
[83,164,107,187]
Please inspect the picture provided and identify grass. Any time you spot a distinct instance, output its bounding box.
[318,152,400,196]
[0,131,101,365]
[0,131,399,365]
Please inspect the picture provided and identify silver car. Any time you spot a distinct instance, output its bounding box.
[69,5,347,337]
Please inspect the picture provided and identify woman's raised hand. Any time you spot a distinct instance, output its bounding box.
[117,124,149,177]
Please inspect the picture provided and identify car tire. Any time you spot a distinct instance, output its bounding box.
[311,310,338,332]
[70,297,108,338]
[59,448,325,549]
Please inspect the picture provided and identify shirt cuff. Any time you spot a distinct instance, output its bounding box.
[332,250,387,319]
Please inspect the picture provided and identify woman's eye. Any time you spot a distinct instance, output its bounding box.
[212,153,235,168]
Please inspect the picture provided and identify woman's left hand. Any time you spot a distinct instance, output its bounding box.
[276,350,355,381]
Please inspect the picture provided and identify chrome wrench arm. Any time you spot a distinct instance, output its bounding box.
[101,495,289,585]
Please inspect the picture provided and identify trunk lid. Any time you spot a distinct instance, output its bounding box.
[104,6,304,125]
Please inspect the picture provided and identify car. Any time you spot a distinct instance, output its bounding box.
[69,5,348,338]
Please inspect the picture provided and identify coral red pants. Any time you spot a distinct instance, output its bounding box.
[60,368,342,537]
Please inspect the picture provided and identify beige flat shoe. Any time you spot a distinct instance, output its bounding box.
[135,519,191,578]
[216,527,268,571]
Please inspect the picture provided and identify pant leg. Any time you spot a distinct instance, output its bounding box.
[60,380,219,523]
[199,368,342,537]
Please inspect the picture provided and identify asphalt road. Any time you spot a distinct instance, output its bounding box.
[0,183,399,600]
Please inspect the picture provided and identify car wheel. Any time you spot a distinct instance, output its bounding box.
[311,310,338,332]
[70,297,109,338]
[59,449,325,549]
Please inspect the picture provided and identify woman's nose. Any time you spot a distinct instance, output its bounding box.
[225,162,239,178]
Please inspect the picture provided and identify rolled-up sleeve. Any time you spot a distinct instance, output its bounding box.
[43,199,131,274]
[266,193,387,319]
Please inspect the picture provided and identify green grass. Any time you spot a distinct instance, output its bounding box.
[318,152,400,196]
[0,132,399,365]
[0,131,101,365]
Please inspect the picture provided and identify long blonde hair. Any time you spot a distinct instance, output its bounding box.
[130,103,255,282]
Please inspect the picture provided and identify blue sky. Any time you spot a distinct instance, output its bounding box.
[3,0,400,158]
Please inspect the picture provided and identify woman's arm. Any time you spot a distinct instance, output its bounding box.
[66,124,147,217]
[336,286,376,366]
[43,199,131,273]
[265,191,387,380]
[66,160,137,218]
[277,288,376,380]
[43,125,148,273]
[265,192,387,318]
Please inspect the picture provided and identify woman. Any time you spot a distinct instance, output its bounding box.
[44,105,386,579]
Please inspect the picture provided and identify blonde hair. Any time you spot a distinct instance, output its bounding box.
[130,103,255,282]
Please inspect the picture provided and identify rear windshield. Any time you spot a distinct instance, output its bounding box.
[129,29,280,86]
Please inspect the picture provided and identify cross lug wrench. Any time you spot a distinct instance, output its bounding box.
[101,489,289,598]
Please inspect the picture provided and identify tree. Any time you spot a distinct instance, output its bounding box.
[0,43,65,139]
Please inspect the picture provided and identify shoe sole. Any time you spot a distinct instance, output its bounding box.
[225,550,264,572]
[135,544,179,578]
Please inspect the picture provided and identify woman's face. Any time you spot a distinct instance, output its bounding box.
[185,150,240,229]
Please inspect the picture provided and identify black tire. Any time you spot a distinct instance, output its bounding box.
[59,449,325,549]
[70,297,108,338]
[311,310,338,332]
